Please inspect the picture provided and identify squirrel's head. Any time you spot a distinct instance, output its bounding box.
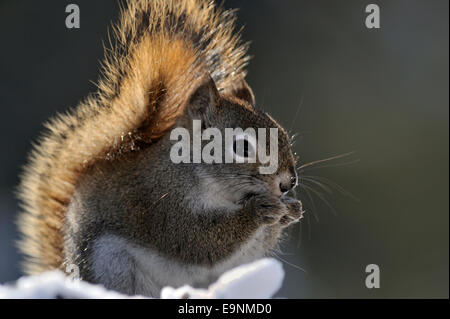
[167,76,298,206]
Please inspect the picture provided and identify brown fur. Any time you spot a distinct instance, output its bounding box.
[17,0,251,275]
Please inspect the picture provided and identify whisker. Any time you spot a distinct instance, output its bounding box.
[297,151,356,171]
[299,183,319,222]
[149,192,170,209]
[301,177,334,195]
[290,132,299,147]
[298,158,361,173]
[306,210,311,240]
[297,216,303,247]
[197,175,257,198]
[290,131,311,148]
[272,252,307,273]
[213,181,255,198]
[300,184,338,216]
[288,95,304,133]
[302,175,360,202]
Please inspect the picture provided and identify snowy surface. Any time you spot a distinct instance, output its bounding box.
[0,258,284,299]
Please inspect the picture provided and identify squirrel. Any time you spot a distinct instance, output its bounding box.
[17,0,303,297]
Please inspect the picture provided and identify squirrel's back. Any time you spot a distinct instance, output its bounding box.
[17,0,250,274]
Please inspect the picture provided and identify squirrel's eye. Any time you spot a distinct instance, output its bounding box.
[233,139,249,157]
[233,137,255,160]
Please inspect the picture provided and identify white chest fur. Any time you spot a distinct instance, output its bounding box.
[91,230,267,297]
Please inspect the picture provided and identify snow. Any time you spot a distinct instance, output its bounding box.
[161,258,284,299]
[0,258,284,299]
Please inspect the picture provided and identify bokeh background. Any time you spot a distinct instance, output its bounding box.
[0,0,448,298]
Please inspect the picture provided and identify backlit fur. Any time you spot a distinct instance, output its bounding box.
[17,0,250,274]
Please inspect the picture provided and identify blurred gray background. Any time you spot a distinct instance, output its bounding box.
[0,0,448,298]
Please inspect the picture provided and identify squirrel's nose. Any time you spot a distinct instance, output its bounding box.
[279,174,297,193]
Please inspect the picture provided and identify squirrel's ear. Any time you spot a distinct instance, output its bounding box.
[186,76,220,119]
[228,79,255,106]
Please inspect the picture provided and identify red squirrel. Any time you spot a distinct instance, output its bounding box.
[18,0,302,297]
